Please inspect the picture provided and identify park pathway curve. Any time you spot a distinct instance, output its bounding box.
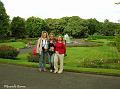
[0,64,120,89]
[19,48,33,54]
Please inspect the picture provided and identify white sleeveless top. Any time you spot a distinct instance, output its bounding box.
[42,39,48,49]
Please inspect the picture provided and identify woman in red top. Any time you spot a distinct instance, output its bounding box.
[54,36,66,74]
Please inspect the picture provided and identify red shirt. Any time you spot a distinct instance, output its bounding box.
[55,41,66,54]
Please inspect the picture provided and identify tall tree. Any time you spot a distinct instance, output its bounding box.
[86,18,101,35]
[101,19,116,36]
[10,16,26,38]
[26,16,46,38]
[0,0,9,39]
[64,16,88,38]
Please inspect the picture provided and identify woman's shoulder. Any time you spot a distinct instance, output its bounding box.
[38,37,41,40]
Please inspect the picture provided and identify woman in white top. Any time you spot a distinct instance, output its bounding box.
[37,31,49,72]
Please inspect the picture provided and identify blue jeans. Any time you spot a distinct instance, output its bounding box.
[39,51,48,69]
[48,53,55,70]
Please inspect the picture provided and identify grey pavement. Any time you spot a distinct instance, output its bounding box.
[0,64,120,89]
[19,48,33,54]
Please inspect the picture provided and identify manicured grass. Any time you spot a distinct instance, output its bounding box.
[64,66,120,76]
[88,35,114,40]
[0,42,26,49]
[89,39,113,45]
[64,46,120,68]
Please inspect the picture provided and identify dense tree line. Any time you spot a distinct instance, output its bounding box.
[1,0,120,39]
[8,15,120,38]
[7,16,120,39]
[0,0,9,39]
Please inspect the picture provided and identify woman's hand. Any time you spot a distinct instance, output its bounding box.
[56,51,59,54]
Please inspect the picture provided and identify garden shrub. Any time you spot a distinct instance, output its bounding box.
[27,52,49,63]
[27,52,39,63]
[0,45,19,59]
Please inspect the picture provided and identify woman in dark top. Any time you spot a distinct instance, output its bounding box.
[48,33,56,72]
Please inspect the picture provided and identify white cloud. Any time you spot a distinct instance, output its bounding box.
[1,0,120,22]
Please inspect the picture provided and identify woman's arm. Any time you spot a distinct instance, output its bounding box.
[55,42,59,53]
[63,43,66,55]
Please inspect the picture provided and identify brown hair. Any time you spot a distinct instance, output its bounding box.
[49,32,56,40]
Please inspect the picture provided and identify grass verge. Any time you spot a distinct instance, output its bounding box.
[0,56,120,77]
[0,42,26,49]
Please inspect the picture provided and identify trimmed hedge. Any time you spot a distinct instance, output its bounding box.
[88,35,114,40]
[0,45,19,59]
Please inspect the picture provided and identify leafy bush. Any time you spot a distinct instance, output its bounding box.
[27,52,39,63]
[0,45,19,59]
[27,52,49,63]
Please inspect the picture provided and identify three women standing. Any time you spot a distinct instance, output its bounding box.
[37,31,66,74]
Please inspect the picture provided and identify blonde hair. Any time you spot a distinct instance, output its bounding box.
[41,31,49,39]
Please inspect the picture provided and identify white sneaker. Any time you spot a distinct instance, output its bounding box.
[58,71,63,74]
[54,70,58,73]
[43,68,47,72]
[39,68,42,72]
[50,70,53,72]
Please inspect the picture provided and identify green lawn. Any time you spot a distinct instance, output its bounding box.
[0,42,26,49]
[89,39,114,44]
[65,46,120,68]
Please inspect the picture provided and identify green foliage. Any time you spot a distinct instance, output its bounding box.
[27,52,39,63]
[0,45,19,59]
[64,46,120,69]
[26,16,47,37]
[80,59,120,69]
[1,0,120,39]
[64,16,88,38]
[86,18,101,35]
[100,19,117,36]
[45,18,67,35]
[0,42,26,49]
[0,1,9,39]
[10,16,26,38]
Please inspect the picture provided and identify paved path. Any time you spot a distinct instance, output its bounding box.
[0,64,120,89]
[19,48,33,54]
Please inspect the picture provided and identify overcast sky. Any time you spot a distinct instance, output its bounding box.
[1,0,120,22]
